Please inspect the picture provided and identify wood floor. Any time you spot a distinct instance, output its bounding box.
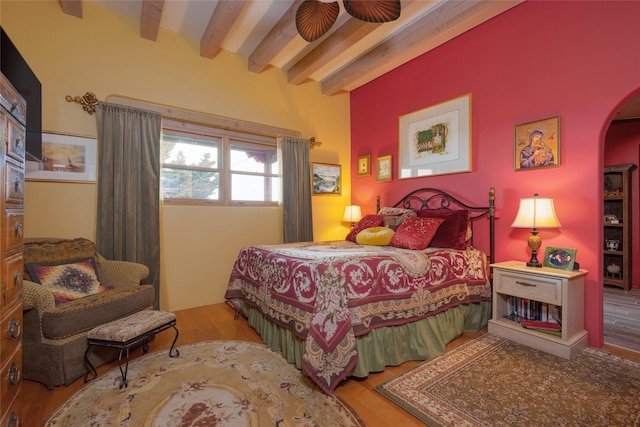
[22,301,640,427]
[603,285,640,352]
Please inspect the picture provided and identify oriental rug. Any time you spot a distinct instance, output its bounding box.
[45,340,364,426]
[376,333,640,426]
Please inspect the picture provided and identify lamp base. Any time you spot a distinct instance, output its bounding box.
[526,260,543,268]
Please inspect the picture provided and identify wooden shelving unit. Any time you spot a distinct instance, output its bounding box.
[604,163,636,291]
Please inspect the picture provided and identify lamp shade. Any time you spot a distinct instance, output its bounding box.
[342,205,362,223]
[511,195,562,229]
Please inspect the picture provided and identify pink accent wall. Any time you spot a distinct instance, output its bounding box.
[350,0,640,347]
[605,121,640,287]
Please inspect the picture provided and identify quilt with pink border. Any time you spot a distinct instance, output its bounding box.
[225,240,491,394]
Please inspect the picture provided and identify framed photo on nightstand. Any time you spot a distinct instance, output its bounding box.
[543,247,576,271]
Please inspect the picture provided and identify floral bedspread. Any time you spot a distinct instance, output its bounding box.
[225,240,491,394]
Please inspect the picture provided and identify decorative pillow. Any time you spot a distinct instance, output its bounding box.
[378,207,417,231]
[415,209,470,249]
[346,214,385,242]
[356,226,395,246]
[25,257,110,306]
[389,217,445,250]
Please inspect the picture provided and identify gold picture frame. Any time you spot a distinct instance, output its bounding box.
[515,116,560,171]
[376,155,392,182]
[357,154,370,177]
[312,162,342,195]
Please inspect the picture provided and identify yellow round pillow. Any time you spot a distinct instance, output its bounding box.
[356,226,395,246]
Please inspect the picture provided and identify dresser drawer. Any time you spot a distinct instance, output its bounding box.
[0,303,22,366]
[1,392,20,427]
[0,345,21,420]
[0,75,26,126]
[4,161,24,205]
[1,253,22,311]
[5,115,24,163]
[3,210,23,252]
[494,270,562,305]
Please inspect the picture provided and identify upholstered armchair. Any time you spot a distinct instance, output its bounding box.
[22,237,154,389]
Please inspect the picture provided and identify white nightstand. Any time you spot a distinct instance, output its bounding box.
[488,261,588,359]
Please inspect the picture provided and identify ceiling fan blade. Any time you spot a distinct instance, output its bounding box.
[296,0,340,42]
[343,0,401,23]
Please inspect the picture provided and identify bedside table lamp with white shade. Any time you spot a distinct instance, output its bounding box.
[511,194,562,267]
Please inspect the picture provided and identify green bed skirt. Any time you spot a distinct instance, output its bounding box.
[239,301,491,378]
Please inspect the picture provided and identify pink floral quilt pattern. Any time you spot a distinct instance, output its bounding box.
[225,241,491,394]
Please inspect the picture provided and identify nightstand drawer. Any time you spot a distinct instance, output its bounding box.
[495,270,562,305]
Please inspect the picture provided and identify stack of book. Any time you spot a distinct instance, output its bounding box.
[520,319,562,336]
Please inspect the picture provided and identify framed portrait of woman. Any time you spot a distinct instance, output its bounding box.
[515,116,560,171]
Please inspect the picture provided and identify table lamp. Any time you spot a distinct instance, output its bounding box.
[342,205,362,227]
[511,194,562,267]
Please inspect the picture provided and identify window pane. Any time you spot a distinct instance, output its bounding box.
[232,174,279,202]
[162,168,219,200]
[162,134,219,169]
[230,144,278,173]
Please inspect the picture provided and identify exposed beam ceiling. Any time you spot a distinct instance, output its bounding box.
[61,0,523,95]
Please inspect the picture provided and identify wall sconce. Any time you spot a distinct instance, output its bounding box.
[342,205,362,227]
[511,194,562,267]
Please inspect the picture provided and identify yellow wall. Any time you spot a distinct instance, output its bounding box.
[2,1,352,310]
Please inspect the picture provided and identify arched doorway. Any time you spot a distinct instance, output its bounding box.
[602,91,640,352]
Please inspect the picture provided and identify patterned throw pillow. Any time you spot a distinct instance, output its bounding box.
[389,217,445,250]
[378,207,417,230]
[346,214,385,242]
[25,258,109,305]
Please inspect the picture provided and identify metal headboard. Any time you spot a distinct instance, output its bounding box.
[376,187,496,264]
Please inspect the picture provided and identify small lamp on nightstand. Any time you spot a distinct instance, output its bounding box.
[342,205,362,227]
[511,194,562,267]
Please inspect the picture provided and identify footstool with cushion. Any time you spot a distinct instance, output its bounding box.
[84,309,179,388]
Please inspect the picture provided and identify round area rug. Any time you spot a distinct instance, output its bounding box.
[45,340,363,426]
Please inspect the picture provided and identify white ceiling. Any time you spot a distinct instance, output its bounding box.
[65,0,522,95]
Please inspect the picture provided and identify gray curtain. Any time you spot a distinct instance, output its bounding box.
[278,136,313,243]
[95,101,162,309]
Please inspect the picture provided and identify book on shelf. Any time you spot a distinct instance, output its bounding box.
[503,296,562,332]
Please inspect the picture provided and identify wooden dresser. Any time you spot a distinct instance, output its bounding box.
[0,72,25,427]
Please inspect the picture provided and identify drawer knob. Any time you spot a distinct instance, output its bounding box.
[7,412,19,427]
[15,135,24,150]
[8,317,21,339]
[515,280,537,287]
[14,270,22,287]
[8,362,21,386]
[14,177,23,194]
[14,222,22,238]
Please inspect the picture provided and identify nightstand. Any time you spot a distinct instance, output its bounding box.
[488,261,588,358]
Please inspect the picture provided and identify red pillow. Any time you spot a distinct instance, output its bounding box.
[415,209,470,249]
[389,217,445,250]
[346,214,385,242]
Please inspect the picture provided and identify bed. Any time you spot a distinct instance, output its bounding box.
[225,187,495,394]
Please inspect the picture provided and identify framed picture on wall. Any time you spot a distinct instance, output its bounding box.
[357,154,370,176]
[25,132,97,182]
[376,155,392,182]
[398,94,472,179]
[312,162,341,195]
[515,116,560,171]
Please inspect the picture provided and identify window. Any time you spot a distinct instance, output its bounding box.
[161,121,279,205]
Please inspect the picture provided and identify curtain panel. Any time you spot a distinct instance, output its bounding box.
[278,136,313,243]
[95,102,162,309]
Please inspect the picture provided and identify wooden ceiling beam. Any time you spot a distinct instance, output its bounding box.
[200,1,248,59]
[59,0,83,18]
[287,18,381,86]
[248,0,304,74]
[322,1,521,95]
[140,0,165,41]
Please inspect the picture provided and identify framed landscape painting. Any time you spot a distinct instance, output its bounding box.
[312,163,341,195]
[25,132,97,182]
[399,94,471,179]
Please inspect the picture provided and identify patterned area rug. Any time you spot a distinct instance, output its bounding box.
[376,333,640,426]
[45,340,363,426]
